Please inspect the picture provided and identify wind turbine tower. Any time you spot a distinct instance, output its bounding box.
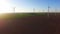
[48,5,50,17]
[55,8,57,16]
[33,8,35,13]
[13,7,16,13]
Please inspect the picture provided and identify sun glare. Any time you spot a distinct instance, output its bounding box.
[0,0,11,14]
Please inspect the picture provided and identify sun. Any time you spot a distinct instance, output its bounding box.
[0,0,11,14]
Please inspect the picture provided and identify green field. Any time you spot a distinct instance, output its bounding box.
[0,13,48,19]
[1,13,60,19]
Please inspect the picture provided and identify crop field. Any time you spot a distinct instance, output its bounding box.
[0,13,60,34]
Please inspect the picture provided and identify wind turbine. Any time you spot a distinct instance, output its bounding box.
[47,1,50,17]
[48,5,50,17]
[55,8,57,16]
[13,7,16,13]
[13,7,16,17]
[43,9,45,13]
[33,8,35,13]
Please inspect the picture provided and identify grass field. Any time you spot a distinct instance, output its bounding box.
[0,13,48,19]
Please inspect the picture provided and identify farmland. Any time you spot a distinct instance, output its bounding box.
[0,13,60,34]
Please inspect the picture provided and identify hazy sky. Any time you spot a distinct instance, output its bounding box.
[0,0,60,13]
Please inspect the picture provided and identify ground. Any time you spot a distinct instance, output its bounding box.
[0,13,60,34]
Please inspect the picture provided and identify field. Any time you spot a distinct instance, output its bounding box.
[0,13,60,34]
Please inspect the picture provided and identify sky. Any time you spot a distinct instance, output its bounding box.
[0,0,60,13]
[10,0,60,9]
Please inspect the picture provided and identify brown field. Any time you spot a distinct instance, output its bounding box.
[0,13,60,34]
